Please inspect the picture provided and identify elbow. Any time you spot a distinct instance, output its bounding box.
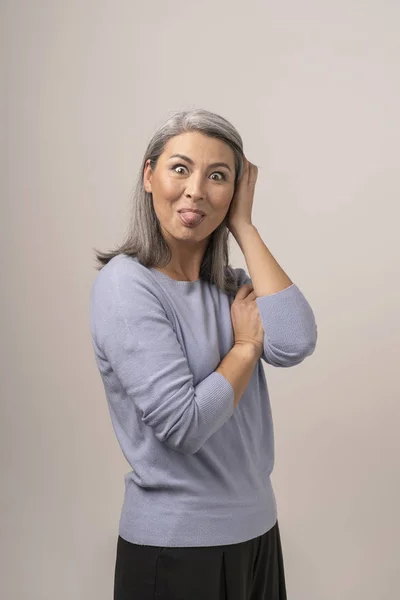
[153,418,204,456]
[141,393,204,455]
[264,327,318,368]
[294,335,317,365]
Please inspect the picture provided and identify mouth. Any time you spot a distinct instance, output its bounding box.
[178,209,206,217]
[177,210,206,228]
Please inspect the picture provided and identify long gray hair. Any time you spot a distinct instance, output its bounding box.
[93,108,245,296]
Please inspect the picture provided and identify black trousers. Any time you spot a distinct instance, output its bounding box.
[114,520,287,600]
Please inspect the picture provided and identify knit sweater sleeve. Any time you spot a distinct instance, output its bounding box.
[90,263,235,455]
[234,268,318,367]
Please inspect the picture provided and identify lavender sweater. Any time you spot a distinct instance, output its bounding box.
[89,253,317,547]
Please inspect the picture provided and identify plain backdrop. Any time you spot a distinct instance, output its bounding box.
[2,1,399,599]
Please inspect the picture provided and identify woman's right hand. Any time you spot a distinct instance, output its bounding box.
[230,283,264,357]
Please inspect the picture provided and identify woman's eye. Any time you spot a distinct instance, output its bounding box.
[174,165,187,174]
[210,172,225,181]
[172,165,225,181]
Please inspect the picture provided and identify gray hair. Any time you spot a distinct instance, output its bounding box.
[93,108,245,296]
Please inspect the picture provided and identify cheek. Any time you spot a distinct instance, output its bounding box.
[155,177,181,200]
[216,187,234,208]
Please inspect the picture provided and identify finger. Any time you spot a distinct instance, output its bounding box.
[251,164,258,184]
[235,283,253,299]
[246,160,256,185]
[238,161,247,184]
[247,160,253,184]
[245,290,257,302]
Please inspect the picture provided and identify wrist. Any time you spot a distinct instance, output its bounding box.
[233,341,262,359]
[230,223,257,252]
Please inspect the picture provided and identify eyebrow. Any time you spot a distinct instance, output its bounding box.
[168,154,232,172]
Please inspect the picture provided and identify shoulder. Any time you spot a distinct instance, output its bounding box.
[90,254,159,304]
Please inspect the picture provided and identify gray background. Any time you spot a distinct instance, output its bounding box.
[2,1,399,598]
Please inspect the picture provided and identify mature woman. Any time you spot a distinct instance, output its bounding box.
[89,108,317,599]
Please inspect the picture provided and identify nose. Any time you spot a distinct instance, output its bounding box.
[185,173,205,200]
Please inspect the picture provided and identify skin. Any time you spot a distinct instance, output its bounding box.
[143,130,258,281]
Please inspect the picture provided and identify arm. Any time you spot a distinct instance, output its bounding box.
[90,264,237,456]
[232,223,293,297]
[216,342,261,408]
[232,225,318,367]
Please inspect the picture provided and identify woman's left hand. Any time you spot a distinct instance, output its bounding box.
[227,157,258,235]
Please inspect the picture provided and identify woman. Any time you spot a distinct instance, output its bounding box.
[89,108,317,599]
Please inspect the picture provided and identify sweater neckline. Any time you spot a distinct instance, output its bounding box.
[149,267,201,285]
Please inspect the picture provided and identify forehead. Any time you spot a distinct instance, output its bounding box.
[162,131,235,165]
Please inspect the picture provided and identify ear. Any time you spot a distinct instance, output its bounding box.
[143,159,153,193]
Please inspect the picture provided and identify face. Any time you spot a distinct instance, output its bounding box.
[143,131,236,245]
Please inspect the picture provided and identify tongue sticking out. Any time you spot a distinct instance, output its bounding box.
[179,211,203,225]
